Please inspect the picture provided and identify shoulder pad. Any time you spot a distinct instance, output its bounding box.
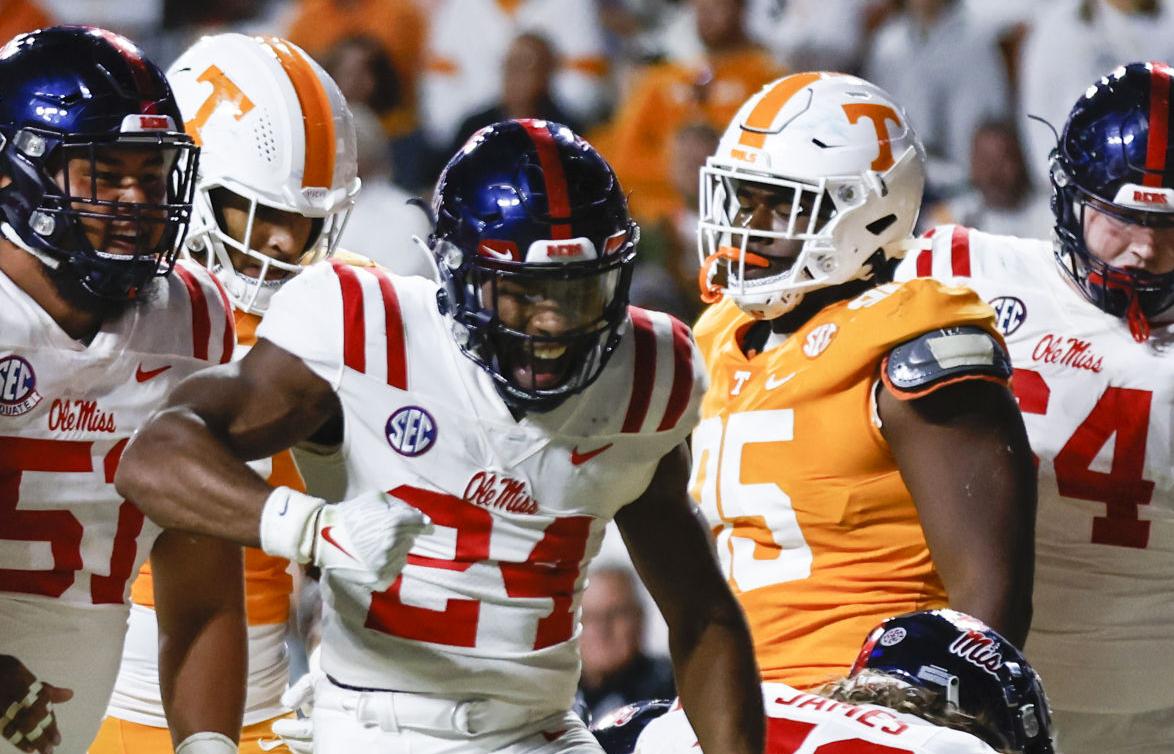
[883,326,1011,399]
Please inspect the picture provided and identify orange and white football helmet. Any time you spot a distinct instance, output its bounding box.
[167,33,360,313]
[698,72,925,319]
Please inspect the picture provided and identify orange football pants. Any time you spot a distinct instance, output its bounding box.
[88,714,294,753]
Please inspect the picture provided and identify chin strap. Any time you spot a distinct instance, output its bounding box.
[1126,292,1151,342]
[698,244,771,304]
[1090,266,1151,342]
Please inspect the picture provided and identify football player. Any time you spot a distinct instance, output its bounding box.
[691,71,1038,689]
[0,26,243,754]
[113,119,764,753]
[897,61,1174,754]
[89,33,363,754]
[596,609,1055,754]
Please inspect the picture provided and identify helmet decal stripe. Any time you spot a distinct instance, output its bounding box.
[519,119,573,239]
[622,307,657,433]
[738,72,823,150]
[331,260,367,373]
[262,37,336,190]
[656,317,694,432]
[175,264,212,361]
[1144,61,1171,187]
[370,267,408,389]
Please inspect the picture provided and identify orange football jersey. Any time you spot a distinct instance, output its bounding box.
[690,278,1005,689]
[130,308,298,626]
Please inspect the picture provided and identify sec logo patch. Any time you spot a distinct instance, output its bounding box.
[385,405,437,457]
[0,355,43,416]
[989,296,1027,336]
[879,627,907,647]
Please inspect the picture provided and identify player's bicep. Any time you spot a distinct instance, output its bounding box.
[166,338,340,461]
[616,444,726,628]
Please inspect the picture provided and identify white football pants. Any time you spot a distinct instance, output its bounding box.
[310,677,603,753]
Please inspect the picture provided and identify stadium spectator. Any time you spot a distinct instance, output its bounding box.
[285,0,426,136]
[341,104,437,278]
[920,119,1052,237]
[420,0,609,151]
[599,0,781,224]
[0,0,53,46]
[578,566,675,722]
[1019,0,1174,185]
[448,33,582,156]
[864,0,1011,196]
[631,121,719,323]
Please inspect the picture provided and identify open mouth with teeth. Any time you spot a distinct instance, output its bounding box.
[509,341,573,390]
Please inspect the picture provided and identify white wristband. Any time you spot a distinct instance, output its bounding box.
[259,486,324,564]
[176,731,238,754]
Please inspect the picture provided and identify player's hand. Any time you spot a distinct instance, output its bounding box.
[261,487,430,585]
[0,655,72,754]
[258,672,317,754]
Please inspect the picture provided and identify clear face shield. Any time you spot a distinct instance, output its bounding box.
[189,182,352,313]
[697,160,842,315]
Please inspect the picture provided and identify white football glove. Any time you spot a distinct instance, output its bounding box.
[260,487,430,585]
[258,672,317,754]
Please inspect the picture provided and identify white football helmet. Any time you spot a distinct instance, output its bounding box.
[167,33,360,313]
[698,72,926,319]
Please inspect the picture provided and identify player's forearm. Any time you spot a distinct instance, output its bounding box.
[116,406,271,547]
[160,596,246,745]
[669,600,764,754]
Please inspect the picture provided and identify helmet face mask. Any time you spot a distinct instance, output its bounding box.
[1051,61,1174,339]
[190,183,338,314]
[0,27,199,301]
[699,72,925,319]
[432,120,638,412]
[168,33,360,314]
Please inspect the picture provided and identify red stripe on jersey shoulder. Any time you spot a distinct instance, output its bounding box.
[369,266,408,389]
[330,259,366,373]
[656,316,694,431]
[949,225,972,277]
[1145,61,1171,187]
[174,264,211,361]
[622,307,657,433]
[204,269,236,363]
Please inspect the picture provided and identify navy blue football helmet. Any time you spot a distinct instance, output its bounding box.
[0,26,198,300]
[431,119,638,412]
[591,699,674,754]
[1052,61,1174,341]
[850,610,1054,754]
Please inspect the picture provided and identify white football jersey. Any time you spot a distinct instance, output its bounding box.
[0,259,233,751]
[895,225,1174,713]
[256,260,706,714]
[634,682,998,753]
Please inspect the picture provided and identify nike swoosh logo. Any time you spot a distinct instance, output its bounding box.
[541,730,566,742]
[479,244,514,261]
[764,372,796,391]
[320,526,355,559]
[135,364,172,382]
[571,443,613,465]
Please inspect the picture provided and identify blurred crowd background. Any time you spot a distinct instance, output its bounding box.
[13,0,1171,320]
[14,0,1173,720]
